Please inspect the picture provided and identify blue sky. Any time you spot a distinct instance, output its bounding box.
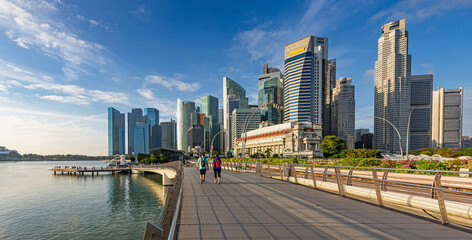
[0,0,471,155]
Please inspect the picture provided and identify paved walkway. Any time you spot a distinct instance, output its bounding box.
[176,167,472,239]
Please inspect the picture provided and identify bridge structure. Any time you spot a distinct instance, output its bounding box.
[169,161,472,239]
[132,165,178,186]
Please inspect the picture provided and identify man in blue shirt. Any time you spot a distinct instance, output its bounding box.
[197,153,208,184]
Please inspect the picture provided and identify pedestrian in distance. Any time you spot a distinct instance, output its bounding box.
[198,153,208,184]
[213,154,222,184]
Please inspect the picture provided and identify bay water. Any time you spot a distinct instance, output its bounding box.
[0,161,167,240]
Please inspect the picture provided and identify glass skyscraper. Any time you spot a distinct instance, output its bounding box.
[284,36,328,124]
[108,107,125,156]
[161,119,177,150]
[177,99,196,151]
[144,108,161,150]
[258,64,283,124]
[200,95,220,153]
[128,108,143,155]
[133,116,150,155]
[223,77,248,152]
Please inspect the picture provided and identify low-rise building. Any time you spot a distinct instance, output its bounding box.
[233,122,323,158]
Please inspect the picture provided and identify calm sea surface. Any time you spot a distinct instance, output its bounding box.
[0,161,167,240]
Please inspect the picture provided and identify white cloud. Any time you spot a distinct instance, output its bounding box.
[0,83,8,91]
[77,14,85,21]
[88,19,99,26]
[25,82,129,105]
[40,95,89,105]
[130,5,148,17]
[0,0,108,80]
[372,0,472,22]
[363,68,375,82]
[137,88,154,100]
[111,77,121,83]
[144,75,201,92]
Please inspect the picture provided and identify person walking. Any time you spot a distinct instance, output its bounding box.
[213,154,222,184]
[198,153,208,184]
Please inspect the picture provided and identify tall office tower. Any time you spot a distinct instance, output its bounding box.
[322,58,336,136]
[133,116,150,155]
[231,108,261,150]
[355,129,370,143]
[218,109,224,153]
[258,64,284,124]
[432,87,463,149]
[161,119,177,149]
[144,108,161,150]
[187,125,204,152]
[223,77,249,152]
[128,108,143,155]
[374,19,411,153]
[410,75,433,150]
[284,36,328,124]
[329,59,337,89]
[176,99,196,152]
[108,107,125,156]
[331,77,355,149]
[201,95,220,152]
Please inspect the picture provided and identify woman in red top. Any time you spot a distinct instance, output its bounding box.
[213,154,222,184]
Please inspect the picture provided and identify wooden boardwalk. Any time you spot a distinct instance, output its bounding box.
[176,167,472,239]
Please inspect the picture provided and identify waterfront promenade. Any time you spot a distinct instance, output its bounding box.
[176,167,472,239]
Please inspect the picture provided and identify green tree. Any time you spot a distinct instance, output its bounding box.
[226,151,233,158]
[264,148,273,158]
[320,136,347,158]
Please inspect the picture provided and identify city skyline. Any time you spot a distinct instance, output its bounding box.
[1,0,472,155]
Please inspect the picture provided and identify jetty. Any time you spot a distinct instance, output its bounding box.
[49,166,131,176]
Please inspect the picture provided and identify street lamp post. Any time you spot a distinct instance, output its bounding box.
[210,129,226,159]
[406,106,416,159]
[367,116,403,157]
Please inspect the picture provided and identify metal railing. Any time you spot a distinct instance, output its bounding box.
[143,161,184,240]
[220,161,472,228]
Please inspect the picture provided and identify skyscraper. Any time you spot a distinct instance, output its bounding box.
[128,108,143,155]
[374,19,411,153]
[201,95,220,152]
[432,87,463,149]
[223,77,248,152]
[231,108,261,151]
[410,75,433,150]
[161,119,177,150]
[108,107,125,156]
[177,99,196,151]
[284,36,328,124]
[144,108,161,150]
[331,77,355,149]
[133,116,150,155]
[258,64,283,124]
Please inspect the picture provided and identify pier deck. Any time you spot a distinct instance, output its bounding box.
[49,167,131,175]
[177,167,472,239]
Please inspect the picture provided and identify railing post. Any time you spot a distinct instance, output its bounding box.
[347,167,354,186]
[310,165,317,188]
[381,169,390,191]
[293,164,298,183]
[372,170,383,206]
[304,166,309,179]
[259,162,263,177]
[434,173,449,224]
[268,163,272,178]
[335,167,344,197]
[278,163,282,180]
[323,166,329,182]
